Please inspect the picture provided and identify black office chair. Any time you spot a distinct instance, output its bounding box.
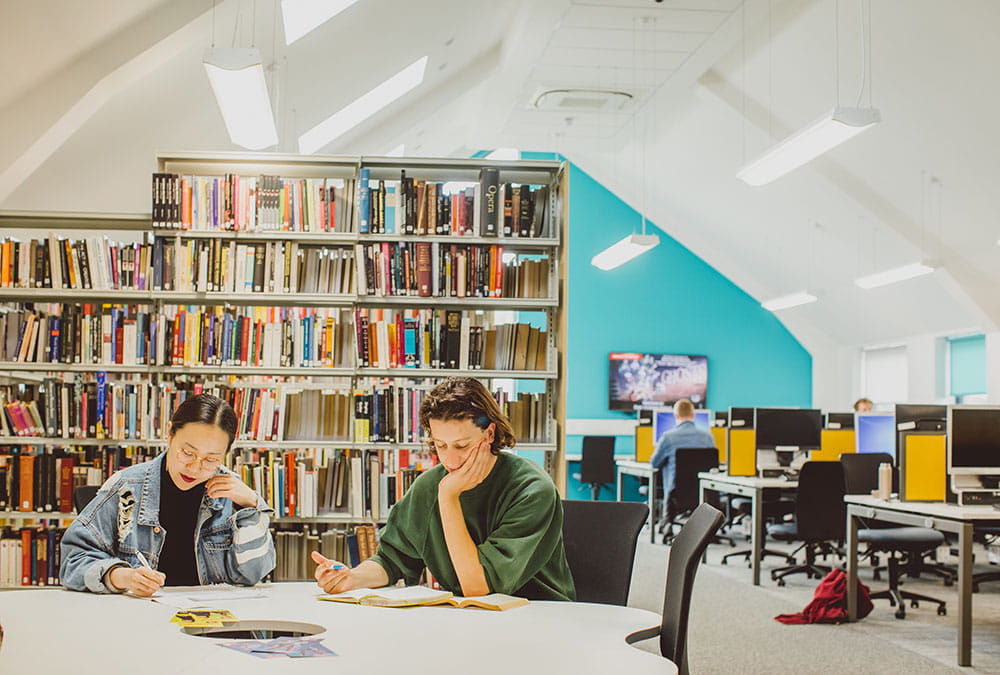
[626,503,724,675]
[859,526,948,619]
[842,453,955,587]
[720,496,796,568]
[73,485,101,513]
[562,499,649,605]
[579,436,616,500]
[659,448,723,545]
[768,461,846,586]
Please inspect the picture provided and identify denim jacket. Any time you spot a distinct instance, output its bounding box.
[60,452,275,593]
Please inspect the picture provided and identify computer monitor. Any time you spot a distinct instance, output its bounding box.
[754,408,822,451]
[825,412,855,430]
[653,410,712,442]
[894,404,946,464]
[895,404,947,432]
[729,407,754,429]
[947,405,1000,476]
[855,413,896,457]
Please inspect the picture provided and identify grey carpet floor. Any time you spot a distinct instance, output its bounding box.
[626,532,1000,673]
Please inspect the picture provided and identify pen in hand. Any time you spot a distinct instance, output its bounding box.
[135,550,153,570]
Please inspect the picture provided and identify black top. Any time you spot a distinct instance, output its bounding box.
[157,460,206,586]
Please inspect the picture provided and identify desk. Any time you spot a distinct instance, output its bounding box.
[616,459,657,543]
[0,583,672,674]
[698,473,798,585]
[845,496,1000,667]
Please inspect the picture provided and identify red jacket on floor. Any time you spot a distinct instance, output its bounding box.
[775,569,874,624]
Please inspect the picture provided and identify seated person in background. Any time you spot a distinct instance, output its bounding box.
[60,394,276,596]
[854,397,874,413]
[313,377,575,601]
[650,398,716,524]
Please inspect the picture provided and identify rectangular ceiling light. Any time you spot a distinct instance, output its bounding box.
[281,0,360,45]
[298,56,427,154]
[737,107,881,186]
[854,262,936,289]
[591,233,659,271]
[761,291,818,312]
[203,48,278,150]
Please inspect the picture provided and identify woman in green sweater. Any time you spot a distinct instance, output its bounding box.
[312,377,575,601]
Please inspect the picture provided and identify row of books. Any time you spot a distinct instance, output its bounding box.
[0,527,63,586]
[270,524,378,581]
[232,447,432,520]
[1,303,354,369]
[0,446,145,512]
[162,238,356,295]
[354,309,548,371]
[0,234,160,292]
[354,242,551,299]
[357,167,550,239]
[0,379,288,443]
[152,174,355,232]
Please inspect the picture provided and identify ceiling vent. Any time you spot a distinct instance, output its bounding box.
[533,89,633,112]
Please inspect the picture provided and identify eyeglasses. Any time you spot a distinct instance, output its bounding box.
[176,447,222,470]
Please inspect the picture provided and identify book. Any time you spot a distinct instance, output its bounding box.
[318,586,529,610]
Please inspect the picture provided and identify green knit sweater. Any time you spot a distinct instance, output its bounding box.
[369,452,576,601]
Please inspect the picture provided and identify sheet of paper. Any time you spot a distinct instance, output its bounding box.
[152,584,270,608]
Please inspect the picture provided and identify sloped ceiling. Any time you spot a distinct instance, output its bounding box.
[1,0,997,363]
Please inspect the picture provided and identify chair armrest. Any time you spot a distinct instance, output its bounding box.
[625,625,661,645]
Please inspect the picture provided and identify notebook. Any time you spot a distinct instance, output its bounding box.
[318,585,529,610]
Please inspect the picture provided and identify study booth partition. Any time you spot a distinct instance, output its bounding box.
[895,405,948,502]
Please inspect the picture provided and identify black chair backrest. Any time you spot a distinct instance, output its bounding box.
[660,502,724,675]
[671,448,719,512]
[562,499,650,605]
[580,436,616,485]
[840,452,894,495]
[73,485,101,514]
[795,461,847,542]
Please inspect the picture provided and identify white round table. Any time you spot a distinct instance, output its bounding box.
[0,583,676,674]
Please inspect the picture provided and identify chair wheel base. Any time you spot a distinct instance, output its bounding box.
[776,579,786,587]
[937,606,947,616]
[895,609,906,620]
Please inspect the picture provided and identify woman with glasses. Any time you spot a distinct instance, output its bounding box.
[60,393,275,596]
[312,377,575,601]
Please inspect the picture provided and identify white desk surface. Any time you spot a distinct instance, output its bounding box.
[0,582,673,675]
[698,472,798,490]
[616,459,653,472]
[845,495,1000,521]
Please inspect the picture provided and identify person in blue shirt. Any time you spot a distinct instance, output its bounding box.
[649,399,716,531]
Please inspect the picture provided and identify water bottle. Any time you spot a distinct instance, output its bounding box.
[877,462,893,500]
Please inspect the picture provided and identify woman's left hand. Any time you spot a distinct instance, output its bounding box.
[205,473,259,508]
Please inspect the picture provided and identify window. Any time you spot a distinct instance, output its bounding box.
[948,334,986,400]
[862,345,907,407]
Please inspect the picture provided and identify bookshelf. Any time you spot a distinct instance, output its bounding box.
[0,152,567,585]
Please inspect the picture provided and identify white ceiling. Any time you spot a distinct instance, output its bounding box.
[1,0,997,366]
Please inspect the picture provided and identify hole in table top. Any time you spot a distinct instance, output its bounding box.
[180,620,325,639]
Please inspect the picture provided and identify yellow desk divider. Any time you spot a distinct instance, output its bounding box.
[710,426,728,464]
[728,428,756,476]
[635,424,654,463]
[900,432,947,501]
[811,429,857,462]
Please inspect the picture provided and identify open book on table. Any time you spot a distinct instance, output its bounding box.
[318,585,528,610]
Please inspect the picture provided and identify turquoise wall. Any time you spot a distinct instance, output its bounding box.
[561,162,812,499]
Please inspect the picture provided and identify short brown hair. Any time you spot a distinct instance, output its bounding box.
[853,397,874,412]
[674,399,695,419]
[419,377,516,455]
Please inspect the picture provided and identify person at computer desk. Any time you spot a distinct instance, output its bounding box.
[854,397,874,412]
[650,398,716,528]
[60,394,276,596]
[312,377,575,601]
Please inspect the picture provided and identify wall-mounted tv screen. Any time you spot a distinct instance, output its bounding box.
[608,352,708,412]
